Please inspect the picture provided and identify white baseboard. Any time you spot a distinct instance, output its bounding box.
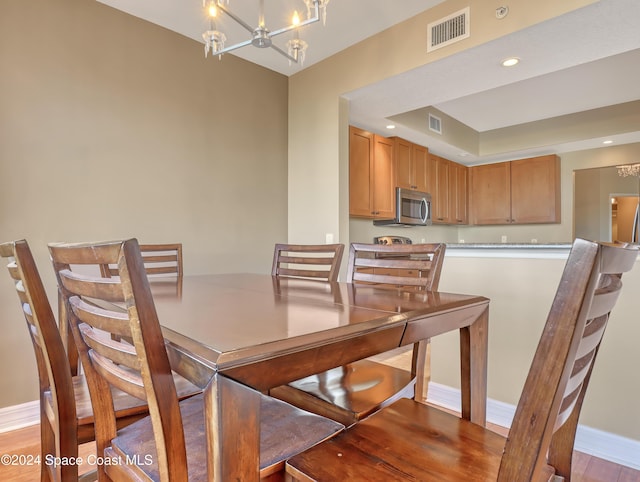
[0,400,39,433]
[427,382,640,471]
[3,387,640,471]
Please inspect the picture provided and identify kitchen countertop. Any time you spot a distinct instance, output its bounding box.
[446,243,572,249]
[444,242,572,259]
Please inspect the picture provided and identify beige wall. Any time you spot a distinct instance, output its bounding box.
[0,0,289,406]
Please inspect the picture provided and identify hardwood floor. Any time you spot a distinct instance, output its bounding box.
[0,425,96,481]
[0,422,638,481]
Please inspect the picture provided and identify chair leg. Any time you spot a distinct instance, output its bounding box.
[412,339,431,403]
[40,412,56,482]
[43,413,80,481]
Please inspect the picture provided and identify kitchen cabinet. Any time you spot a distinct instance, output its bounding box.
[468,162,511,224]
[469,155,560,225]
[449,161,468,224]
[431,154,450,224]
[394,137,428,192]
[428,154,446,224]
[349,126,395,219]
[428,154,467,225]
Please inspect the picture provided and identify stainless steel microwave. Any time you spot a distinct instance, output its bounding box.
[374,188,432,226]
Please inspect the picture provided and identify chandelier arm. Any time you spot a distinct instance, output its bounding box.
[270,43,300,63]
[215,2,255,34]
[269,17,319,38]
[210,38,253,57]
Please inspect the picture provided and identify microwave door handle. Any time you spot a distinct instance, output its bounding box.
[420,198,428,223]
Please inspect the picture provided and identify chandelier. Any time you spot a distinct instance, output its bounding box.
[202,0,329,66]
[617,164,640,177]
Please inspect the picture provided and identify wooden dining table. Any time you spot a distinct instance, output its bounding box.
[151,273,490,480]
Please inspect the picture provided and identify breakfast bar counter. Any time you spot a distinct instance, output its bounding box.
[445,242,572,259]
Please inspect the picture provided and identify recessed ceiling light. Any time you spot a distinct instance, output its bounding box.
[603,140,613,144]
[386,124,396,129]
[501,57,519,67]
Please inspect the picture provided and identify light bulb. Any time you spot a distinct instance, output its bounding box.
[292,10,300,26]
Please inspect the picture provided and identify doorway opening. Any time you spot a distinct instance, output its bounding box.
[611,195,639,243]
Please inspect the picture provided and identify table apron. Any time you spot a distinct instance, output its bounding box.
[220,324,406,391]
[401,302,489,344]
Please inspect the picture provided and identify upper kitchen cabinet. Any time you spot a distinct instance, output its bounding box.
[468,161,511,224]
[511,155,561,223]
[428,154,468,225]
[429,154,449,224]
[349,126,395,219]
[449,161,468,225]
[469,155,560,225]
[394,137,428,192]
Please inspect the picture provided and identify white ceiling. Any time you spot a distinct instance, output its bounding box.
[98,0,640,165]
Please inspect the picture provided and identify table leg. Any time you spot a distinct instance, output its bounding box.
[459,305,488,425]
[204,374,261,481]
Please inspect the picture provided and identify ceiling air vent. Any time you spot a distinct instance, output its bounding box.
[428,114,442,134]
[427,7,470,52]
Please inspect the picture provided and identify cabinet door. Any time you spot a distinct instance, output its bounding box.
[449,162,468,224]
[412,144,429,193]
[432,155,450,224]
[470,162,511,224]
[511,155,560,223]
[372,135,396,219]
[349,126,374,217]
[395,138,413,190]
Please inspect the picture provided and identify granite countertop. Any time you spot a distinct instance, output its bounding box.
[446,242,572,249]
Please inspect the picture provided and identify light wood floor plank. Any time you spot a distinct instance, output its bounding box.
[0,424,96,481]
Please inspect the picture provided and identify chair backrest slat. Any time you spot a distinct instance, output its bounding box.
[58,269,124,303]
[347,243,446,291]
[89,349,146,400]
[272,244,344,282]
[100,243,183,280]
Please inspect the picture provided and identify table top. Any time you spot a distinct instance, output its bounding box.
[152,273,488,375]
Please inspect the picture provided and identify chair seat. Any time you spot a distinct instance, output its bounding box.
[270,359,415,426]
[286,398,556,481]
[44,373,202,444]
[108,392,344,480]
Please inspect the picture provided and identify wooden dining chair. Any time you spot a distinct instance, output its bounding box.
[286,239,639,481]
[100,242,183,279]
[271,243,344,281]
[271,242,446,426]
[0,239,152,481]
[51,239,344,481]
